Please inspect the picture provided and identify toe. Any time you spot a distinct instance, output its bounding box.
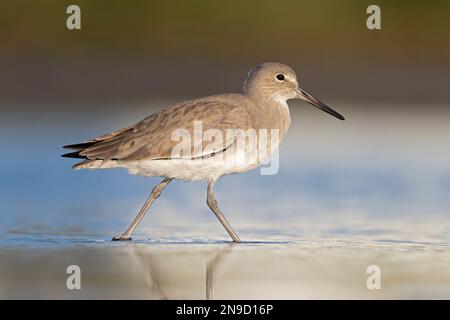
[112,235,132,241]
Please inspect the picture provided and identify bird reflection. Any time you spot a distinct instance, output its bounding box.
[130,243,235,300]
[206,244,235,300]
[128,245,168,299]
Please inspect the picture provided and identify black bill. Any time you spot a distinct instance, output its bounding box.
[297,89,345,121]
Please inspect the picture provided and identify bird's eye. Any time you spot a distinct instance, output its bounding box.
[276,74,285,81]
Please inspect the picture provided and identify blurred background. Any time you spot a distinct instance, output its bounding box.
[0,0,450,299]
[1,0,450,103]
[1,0,449,238]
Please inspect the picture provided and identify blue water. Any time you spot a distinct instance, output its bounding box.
[1,105,450,299]
[1,104,450,243]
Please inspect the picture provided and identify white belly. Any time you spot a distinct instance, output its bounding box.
[120,154,263,181]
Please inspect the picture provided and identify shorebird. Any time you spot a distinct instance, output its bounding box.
[62,62,345,242]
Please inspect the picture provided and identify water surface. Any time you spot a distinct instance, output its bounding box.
[1,102,450,299]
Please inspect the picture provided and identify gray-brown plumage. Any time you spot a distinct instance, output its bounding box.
[63,62,345,242]
[64,95,254,168]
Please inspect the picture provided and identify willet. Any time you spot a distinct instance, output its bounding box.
[62,62,345,242]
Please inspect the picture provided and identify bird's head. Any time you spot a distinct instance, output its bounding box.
[244,62,345,120]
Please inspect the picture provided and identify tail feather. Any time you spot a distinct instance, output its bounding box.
[63,142,96,150]
[72,159,103,170]
[62,126,133,169]
[61,151,85,159]
[62,141,118,170]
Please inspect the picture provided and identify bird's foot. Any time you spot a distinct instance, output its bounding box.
[112,234,132,241]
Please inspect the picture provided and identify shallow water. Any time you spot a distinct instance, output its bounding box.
[1,234,450,299]
[1,103,450,298]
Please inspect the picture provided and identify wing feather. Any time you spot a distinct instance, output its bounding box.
[63,95,253,164]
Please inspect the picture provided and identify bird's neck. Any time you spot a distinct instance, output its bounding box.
[246,92,292,137]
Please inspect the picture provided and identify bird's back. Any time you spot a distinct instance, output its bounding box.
[63,93,257,169]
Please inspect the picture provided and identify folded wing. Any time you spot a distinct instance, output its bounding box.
[63,97,252,169]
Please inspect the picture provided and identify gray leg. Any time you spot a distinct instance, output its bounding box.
[206,180,241,242]
[113,178,173,241]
